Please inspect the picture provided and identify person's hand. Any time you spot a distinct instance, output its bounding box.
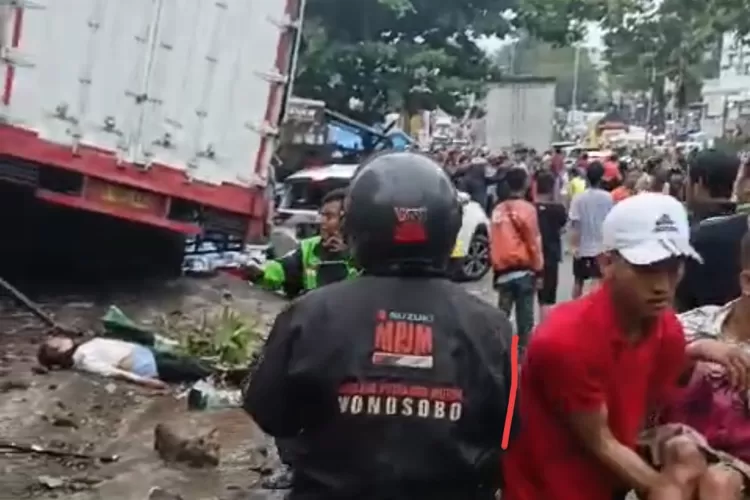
[240,261,265,283]
[143,378,170,393]
[692,339,750,390]
[324,235,347,252]
[535,277,544,290]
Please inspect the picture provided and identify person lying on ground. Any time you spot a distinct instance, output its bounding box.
[501,193,746,500]
[37,334,212,390]
[641,231,750,498]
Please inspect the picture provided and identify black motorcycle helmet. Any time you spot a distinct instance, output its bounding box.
[344,151,462,274]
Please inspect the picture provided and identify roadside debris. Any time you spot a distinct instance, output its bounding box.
[37,475,65,489]
[187,379,243,411]
[0,377,30,393]
[148,487,185,500]
[0,439,119,462]
[0,274,289,498]
[0,275,81,336]
[154,421,220,467]
[35,474,104,493]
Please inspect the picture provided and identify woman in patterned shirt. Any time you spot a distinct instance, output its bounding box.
[645,232,750,498]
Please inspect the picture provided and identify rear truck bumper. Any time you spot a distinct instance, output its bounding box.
[0,126,269,241]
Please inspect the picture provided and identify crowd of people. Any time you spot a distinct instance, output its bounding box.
[240,144,750,499]
[429,145,750,351]
[33,141,750,499]
[480,145,750,499]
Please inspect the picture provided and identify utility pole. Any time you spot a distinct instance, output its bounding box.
[645,65,656,143]
[571,45,581,114]
[509,40,518,75]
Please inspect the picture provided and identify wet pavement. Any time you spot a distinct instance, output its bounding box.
[0,275,288,500]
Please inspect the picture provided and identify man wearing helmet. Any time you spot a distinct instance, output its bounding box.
[244,152,518,500]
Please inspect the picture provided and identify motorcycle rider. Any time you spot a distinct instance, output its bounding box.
[243,188,358,299]
[243,151,518,500]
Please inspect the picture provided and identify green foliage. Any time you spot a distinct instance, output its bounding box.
[492,37,601,108]
[155,305,264,370]
[515,0,743,108]
[604,0,714,98]
[294,0,510,123]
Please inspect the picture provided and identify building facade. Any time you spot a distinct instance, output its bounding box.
[701,32,750,137]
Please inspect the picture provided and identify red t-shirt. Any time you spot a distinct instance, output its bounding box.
[603,160,621,182]
[502,284,686,500]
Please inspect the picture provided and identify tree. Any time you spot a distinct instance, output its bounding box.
[492,37,601,109]
[514,0,741,125]
[515,0,745,46]
[602,0,727,126]
[293,0,511,124]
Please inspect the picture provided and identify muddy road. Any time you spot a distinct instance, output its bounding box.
[0,259,577,500]
[0,275,289,500]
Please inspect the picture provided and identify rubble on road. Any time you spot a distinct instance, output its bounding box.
[0,274,288,499]
[148,487,185,500]
[154,422,220,467]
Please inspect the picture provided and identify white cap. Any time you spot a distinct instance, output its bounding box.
[601,193,702,265]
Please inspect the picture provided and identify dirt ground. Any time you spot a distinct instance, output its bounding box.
[0,274,290,500]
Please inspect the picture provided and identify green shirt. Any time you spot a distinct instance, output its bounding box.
[258,236,358,297]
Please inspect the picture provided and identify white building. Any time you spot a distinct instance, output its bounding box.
[701,32,750,137]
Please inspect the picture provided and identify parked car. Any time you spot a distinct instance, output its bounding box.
[274,164,491,281]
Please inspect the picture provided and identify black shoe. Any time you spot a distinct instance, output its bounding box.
[261,465,294,489]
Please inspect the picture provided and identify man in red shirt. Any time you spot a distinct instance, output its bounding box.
[502,193,739,500]
[603,153,623,190]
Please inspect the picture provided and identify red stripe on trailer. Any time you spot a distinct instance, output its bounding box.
[0,125,260,217]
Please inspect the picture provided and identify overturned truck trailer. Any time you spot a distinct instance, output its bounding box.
[0,0,304,244]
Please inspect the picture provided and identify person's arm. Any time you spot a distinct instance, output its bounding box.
[523,204,544,273]
[536,339,661,493]
[649,314,689,408]
[568,408,660,492]
[243,302,304,437]
[76,355,167,389]
[476,311,520,489]
[567,195,581,251]
[481,312,520,443]
[248,246,305,297]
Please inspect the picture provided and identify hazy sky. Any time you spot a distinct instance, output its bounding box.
[476,23,605,53]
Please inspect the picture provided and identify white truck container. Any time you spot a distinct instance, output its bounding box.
[483,77,556,153]
[0,0,304,241]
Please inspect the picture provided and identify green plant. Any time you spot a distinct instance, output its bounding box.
[154,304,264,370]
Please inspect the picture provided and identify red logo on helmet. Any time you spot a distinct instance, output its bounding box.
[393,207,427,243]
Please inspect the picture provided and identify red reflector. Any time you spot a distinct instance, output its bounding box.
[393,221,427,243]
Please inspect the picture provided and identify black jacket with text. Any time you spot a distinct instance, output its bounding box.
[244,275,518,500]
